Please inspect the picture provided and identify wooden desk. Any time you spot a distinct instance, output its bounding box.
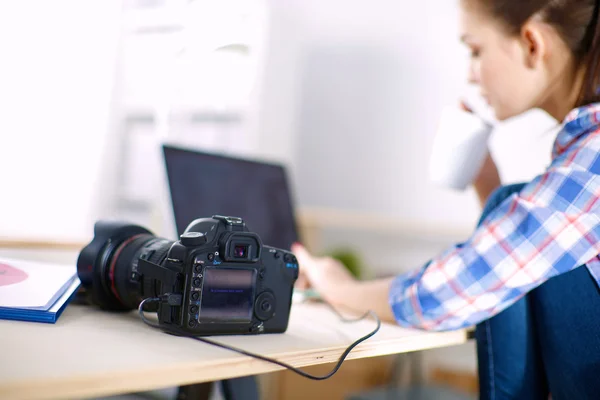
[0,205,473,255]
[0,302,468,400]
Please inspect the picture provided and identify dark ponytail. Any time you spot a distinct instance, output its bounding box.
[578,0,600,106]
[471,0,600,107]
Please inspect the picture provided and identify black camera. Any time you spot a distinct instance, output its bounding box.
[77,215,299,336]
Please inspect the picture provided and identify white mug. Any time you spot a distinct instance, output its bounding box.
[429,106,494,191]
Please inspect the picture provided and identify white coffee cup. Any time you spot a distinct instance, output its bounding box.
[429,106,494,191]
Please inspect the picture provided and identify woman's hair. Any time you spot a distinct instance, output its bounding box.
[471,0,600,107]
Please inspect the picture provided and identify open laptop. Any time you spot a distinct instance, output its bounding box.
[162,144,299,251]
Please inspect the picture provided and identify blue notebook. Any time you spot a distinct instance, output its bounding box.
[0,257,81,323]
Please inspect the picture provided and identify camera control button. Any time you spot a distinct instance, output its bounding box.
[180,232,207,247]
[207,253,215,261]
[190,305,198,314]
[274,252,281,259]
[284,254,292,263]
[194,265,203,273]
[254,292,276,321]
[259,269,265,279]
[193,278,202,287]
[191,292,200,301]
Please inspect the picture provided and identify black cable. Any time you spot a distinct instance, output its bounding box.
[138,297,381,381]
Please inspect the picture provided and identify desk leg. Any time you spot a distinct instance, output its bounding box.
[176,382,213,400]
[175,376,258,400]
[221,376,259,400]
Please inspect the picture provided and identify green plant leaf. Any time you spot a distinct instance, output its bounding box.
[327,248,363,279]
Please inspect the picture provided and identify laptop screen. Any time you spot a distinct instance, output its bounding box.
[162,145,298,251]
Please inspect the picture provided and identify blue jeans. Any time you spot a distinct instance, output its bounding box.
[475,184,600,400]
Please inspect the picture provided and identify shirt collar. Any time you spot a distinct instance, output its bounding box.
[553,103,600,158]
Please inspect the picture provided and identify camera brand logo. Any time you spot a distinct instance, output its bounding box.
[0,263,29,287]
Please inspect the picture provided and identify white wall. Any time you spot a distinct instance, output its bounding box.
[0,0,558,245]
[0,0,558,239]
[258,0,557,235]
[0,1,122,241]
[258,0,478,228]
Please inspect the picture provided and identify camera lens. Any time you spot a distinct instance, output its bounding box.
[77,221,174,311]
[110,236,173,309]
[234,244,248,258]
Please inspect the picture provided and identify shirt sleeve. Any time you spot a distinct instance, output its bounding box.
[389,166,600,331]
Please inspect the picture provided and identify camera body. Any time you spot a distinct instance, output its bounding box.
[77,215,299,336]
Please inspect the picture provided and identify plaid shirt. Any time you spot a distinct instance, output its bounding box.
[389,103,600,331]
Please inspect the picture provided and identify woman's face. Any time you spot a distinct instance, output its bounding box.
[459,3,549,120]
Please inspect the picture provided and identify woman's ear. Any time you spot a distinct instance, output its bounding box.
[520,19,547,69]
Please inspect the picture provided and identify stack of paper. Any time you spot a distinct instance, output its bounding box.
[0,257,80,323]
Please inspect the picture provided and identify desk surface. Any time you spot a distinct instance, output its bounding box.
[0,302,468,400]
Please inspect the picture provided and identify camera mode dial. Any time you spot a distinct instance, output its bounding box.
[180,232,207,247]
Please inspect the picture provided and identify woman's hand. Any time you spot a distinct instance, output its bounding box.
[460,100,501,207]
[291,243,357,305]
[473,148,501,207]
[291,243,397,323]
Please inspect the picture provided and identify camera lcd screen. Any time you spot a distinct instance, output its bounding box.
[199,268,256,323]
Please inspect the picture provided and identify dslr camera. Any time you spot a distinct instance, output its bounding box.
[77,215,299,336]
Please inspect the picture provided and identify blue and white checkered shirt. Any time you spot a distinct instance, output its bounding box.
[389,103,600,331]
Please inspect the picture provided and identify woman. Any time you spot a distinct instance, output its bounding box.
[293,0,600,398]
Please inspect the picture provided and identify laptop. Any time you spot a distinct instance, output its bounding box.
[162,144,299,251]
